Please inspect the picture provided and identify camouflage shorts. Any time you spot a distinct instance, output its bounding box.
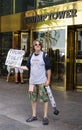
[29,84,48,102]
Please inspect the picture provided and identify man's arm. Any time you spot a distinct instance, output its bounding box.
[13,66,28,70]
[20,66,28,70]
[45,69,51,87]
[47,69,51,84]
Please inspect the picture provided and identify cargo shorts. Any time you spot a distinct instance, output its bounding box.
[29,84,48,102]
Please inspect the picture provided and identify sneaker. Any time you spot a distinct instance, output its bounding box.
[26,116,37,122]
[42,118,49,125]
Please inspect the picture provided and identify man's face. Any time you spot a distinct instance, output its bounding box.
[34,41,41,52]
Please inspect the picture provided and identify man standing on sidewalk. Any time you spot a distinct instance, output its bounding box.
[21,40,51,125]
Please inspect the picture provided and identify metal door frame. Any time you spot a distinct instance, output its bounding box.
[74,28,82,91]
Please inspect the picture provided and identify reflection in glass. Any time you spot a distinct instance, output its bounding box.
[15,0,36,13]
[0,0,36,16]
[76,63,82,85]
[76,30,82,86]
[0,0,12,16]
[37,0,77,9]
[0,32,12,76]
[76,31,82,59]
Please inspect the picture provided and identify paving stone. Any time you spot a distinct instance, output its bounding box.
[0,78,82,130]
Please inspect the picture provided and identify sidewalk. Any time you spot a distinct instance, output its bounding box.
[0,78,82,130]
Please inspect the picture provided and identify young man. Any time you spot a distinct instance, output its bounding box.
[21,40,51,125]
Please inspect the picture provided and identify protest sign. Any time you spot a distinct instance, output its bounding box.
[5,49,25,67]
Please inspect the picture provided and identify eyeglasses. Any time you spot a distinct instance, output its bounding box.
[34,43,41,46]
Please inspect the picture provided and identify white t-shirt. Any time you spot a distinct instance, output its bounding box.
[29,51,47,85]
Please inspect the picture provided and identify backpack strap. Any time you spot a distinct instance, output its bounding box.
[43,51,51,70]
[26,53,33,69]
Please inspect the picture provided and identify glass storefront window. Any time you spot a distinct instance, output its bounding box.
[67,28,82,90]
[32,29,65,87]
[0,0,79,16]
[0,0,13,16]
[15,0,36,13]
[76,63,82,86]
[76,31,82,59]
[0,32,12,76]
[76,30,82,87]
[37,0,78,9]
[0,0,36,16]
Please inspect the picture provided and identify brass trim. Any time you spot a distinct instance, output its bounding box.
[76,86,82,89]
[76,59,82,63]
[51,85,66,91]
[75,86,82,92]
[1,13,25,32]
[75,29,82,90]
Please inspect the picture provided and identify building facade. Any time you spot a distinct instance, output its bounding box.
[0,0,82,91]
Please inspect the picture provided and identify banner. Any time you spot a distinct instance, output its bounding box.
[5,49,25,67]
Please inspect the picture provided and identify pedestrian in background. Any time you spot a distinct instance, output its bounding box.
[6,66,14,82]
[14,68,24,84]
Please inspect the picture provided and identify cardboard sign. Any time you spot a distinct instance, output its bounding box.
[5,49,25,67]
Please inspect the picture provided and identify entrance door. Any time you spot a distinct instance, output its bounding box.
[32,28,66,90]
[75,29,82,91]
[67,27,82,91]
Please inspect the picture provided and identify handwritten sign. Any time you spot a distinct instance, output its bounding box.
[5,49,25,67]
